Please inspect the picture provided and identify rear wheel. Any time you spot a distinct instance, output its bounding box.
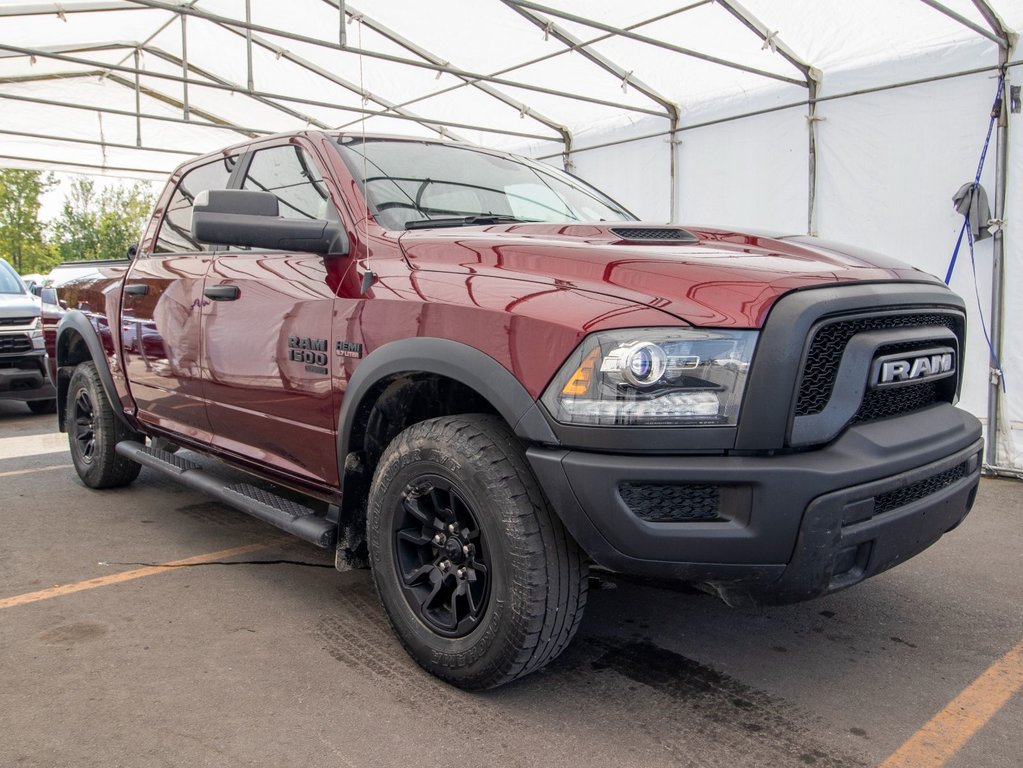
[67,362,141,489]
[367,414,587,690]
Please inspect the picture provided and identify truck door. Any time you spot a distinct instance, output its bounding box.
[200,141,339,486]
[122,155,237,442]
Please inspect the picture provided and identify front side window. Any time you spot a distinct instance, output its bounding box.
[154,155,237,254]
[336,137,635,230]
[242,145,335,221]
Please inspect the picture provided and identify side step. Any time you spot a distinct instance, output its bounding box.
[115,441,337,548]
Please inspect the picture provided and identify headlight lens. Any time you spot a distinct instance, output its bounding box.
[541,328,757,426]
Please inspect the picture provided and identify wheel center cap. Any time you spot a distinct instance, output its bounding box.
[445,538,465,563]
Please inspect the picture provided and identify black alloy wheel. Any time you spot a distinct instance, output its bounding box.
[392,476,491,637]
[71,387,97,464]
[66,361,141,489]
[367,414,588,690]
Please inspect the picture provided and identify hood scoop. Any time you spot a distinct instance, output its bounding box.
[609,226,700,244]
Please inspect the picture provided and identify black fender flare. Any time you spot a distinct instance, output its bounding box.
[336,337,558,466]
[56,310,135,434]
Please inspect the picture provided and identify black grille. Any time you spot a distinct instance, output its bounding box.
[609,227,699,243]
[873,462,968,517]
[620,483,721,522]
[0,335,32,354]
[796,313,959,417]
[0,317,34,327]
[852,382,939,423]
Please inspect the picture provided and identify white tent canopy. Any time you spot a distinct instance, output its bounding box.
[0,0,1021,472]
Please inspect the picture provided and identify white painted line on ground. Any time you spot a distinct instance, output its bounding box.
[0,432,69,460]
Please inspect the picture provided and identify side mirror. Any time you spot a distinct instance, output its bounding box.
[127,244,138,259]
[191,189,349,257]
[40,287,60,306]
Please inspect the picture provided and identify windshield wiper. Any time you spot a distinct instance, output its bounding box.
[404,215,535,230]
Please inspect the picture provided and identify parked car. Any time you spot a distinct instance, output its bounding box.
[55,133,981,689]
[0,258,55,413]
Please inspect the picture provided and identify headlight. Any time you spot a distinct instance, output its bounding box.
[541,328,757,426]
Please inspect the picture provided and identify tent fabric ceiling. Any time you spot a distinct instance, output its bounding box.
[0,0,1018,178]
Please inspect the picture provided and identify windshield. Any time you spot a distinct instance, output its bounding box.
[336,138,635,230]
[0,260,27,295]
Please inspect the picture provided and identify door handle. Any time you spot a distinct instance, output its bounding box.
[124,284,149,296]
[203,284,240,301]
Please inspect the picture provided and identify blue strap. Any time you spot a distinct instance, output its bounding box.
[944,75,1006,393]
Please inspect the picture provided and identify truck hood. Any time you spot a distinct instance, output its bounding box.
[398,224,941,327]
[0,294,41,318]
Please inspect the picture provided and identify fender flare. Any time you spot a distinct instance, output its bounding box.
[56,310,136,434]
[336,337,558,465]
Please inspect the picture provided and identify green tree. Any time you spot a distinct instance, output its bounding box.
[52,178,155,262]
[0,169,57,274]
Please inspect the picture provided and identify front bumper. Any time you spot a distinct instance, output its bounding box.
[527,404,982,605]
[0,350,56,402]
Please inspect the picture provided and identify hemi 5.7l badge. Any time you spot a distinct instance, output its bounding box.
[336,340,363,359]
[870,346,956,389]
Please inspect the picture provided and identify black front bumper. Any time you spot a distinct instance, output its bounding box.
[527,404,982,606]
[0,350,56,402]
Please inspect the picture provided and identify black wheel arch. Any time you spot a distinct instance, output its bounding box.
[333,338,559,569]
[55,311,135,435]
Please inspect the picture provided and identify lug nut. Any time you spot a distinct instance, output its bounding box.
[432,533,446,546]
[456,567,467,579]
[448,523,457,534]
[462,544,470,555]
[439,560,450,572]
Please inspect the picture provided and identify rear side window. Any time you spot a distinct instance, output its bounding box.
[153,155,237,254]
[242,145,335,221]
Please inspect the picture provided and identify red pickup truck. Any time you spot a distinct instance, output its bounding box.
[55,132,982,689]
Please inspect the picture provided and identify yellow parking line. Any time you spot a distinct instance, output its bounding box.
[0,541,275,610]
[879,638,1023,768]
[0,464,71,478]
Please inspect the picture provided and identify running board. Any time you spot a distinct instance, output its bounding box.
[115,441,337,548]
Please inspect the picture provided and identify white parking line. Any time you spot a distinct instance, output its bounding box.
[0,432,69,460]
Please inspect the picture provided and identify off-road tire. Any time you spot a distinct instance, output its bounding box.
[27,398,57,415]
[367,414,588,690]
[67,361,142,489]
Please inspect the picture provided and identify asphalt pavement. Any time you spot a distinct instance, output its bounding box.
[1,400,1019,768]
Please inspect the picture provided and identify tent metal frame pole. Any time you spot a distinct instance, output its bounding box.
[502,1,680,209]
[0,152,167,175]
[245,0,253,93]
[971,0,1018,468]
[327,2,572,159]
[918,0,1006,45]
[180,13,188,119]
[0,127,200,156]
[122,0,660,118]
[133,47,142,148]
[532,60,1023,160]
[0,43,559,142]
[141,46,332,128]
[807,79,820,236]
[669,114,679,221]
[0,91,275,136]
[0,3,145,17]
[503,0,806,87]
[333,4,698,129]
[214,21,466,142]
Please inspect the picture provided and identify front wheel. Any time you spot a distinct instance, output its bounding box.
[66,362,142,489]
[367,414,588,690]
